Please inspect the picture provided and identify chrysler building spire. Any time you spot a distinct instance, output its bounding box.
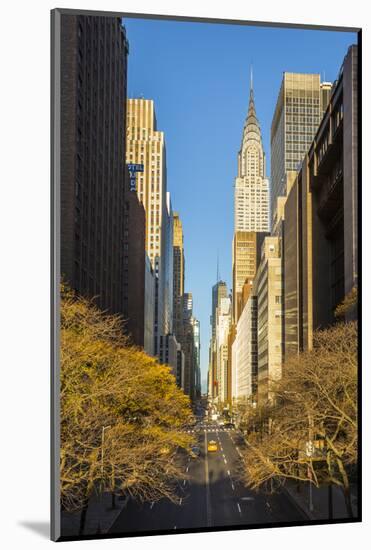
[234,70,269,231]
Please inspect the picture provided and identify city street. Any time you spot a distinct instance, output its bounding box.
[109,418,306,535]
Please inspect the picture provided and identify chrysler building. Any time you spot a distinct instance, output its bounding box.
[232,73,269,323]
[234,75,269,232]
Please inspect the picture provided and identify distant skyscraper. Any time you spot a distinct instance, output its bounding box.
[232,293,258,403]
[172,212,185,341]
[182,292,196,399]
[211,281,228,339]
[163,192,174,335]
[122,170,155,356]
[216,296,231,404]
[126,99,167,267]
[270,73,332,225]
[208,280,228,401]
[191,317,201,398]
[255,237,283,403]
[234,80,269,233]
[126,98,168,354]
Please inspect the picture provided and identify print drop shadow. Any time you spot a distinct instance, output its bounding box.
[18,521,50,539]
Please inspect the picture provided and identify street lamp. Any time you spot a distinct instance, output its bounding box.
[101,425,112,499]
[101,426,112,476]
[96,425,111,534]
[283,391,314,512]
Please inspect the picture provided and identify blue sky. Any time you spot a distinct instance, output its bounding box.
[122,17,357,390]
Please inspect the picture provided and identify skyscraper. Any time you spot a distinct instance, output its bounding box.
[208,280,228,401]
[122,170,155,356]
[163,192,174,336]
[216,296,231,404]
[234,80,269,232]
[191,317,201,399]
[172,212,185,341]
[270,72,332,225]
[283,45,358,357]
[211,281,228,339]
[232,293,258,403]
[126,98,168,354]
[182,292,196,399]
[60,15,129,315]
[255,237,283,402]
[232,77,269,324]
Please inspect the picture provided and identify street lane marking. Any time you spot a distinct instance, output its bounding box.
[237,503,242,514]
[231,482,235,490]
[179,498,183,506]
[186,466,189,472]
[183,479,186,486]
[204,432,212,527]
[150,502,155,509]
[227,470,231,476]
[223,458,227,464]
[241,497,254,501]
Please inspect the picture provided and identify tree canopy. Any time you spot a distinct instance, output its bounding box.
[240,321,357,516]
[60,284,194,512]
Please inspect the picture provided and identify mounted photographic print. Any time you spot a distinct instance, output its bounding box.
[51,8,361,542]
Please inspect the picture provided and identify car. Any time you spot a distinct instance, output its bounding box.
[224,422,235,429]
[207,440,218,452]
[190,446,201,458]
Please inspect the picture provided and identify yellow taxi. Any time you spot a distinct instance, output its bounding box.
[207,440,218,452]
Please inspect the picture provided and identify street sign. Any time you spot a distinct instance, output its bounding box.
[306,441,314,457]
[126,163,144,191]
[127,163,144,172]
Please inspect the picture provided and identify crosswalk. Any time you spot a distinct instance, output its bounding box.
[184,427,235,433]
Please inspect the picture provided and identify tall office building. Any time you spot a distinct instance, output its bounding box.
[163,192,174,335]
[182,292,196,399]
[234,81,269,232]
[60,15,129,315]
[122,171,155,356]
[284,45,358,357]
[208,281,228,401]
[172,212,185,341]
[216,297,231,404]
[126,98,168,353]
[256,237,283,403]
[270,72,332,225]
[232,293,258,403]
[191,317,201,399]
[211,281,228,339]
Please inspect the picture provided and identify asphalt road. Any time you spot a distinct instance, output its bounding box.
[109,420,306,535]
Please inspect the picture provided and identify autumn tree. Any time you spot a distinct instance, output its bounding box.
[60,284,194,532]
[240,321,358,518]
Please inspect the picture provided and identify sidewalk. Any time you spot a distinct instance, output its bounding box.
[61,491,130,537]
[283,481,358,521]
